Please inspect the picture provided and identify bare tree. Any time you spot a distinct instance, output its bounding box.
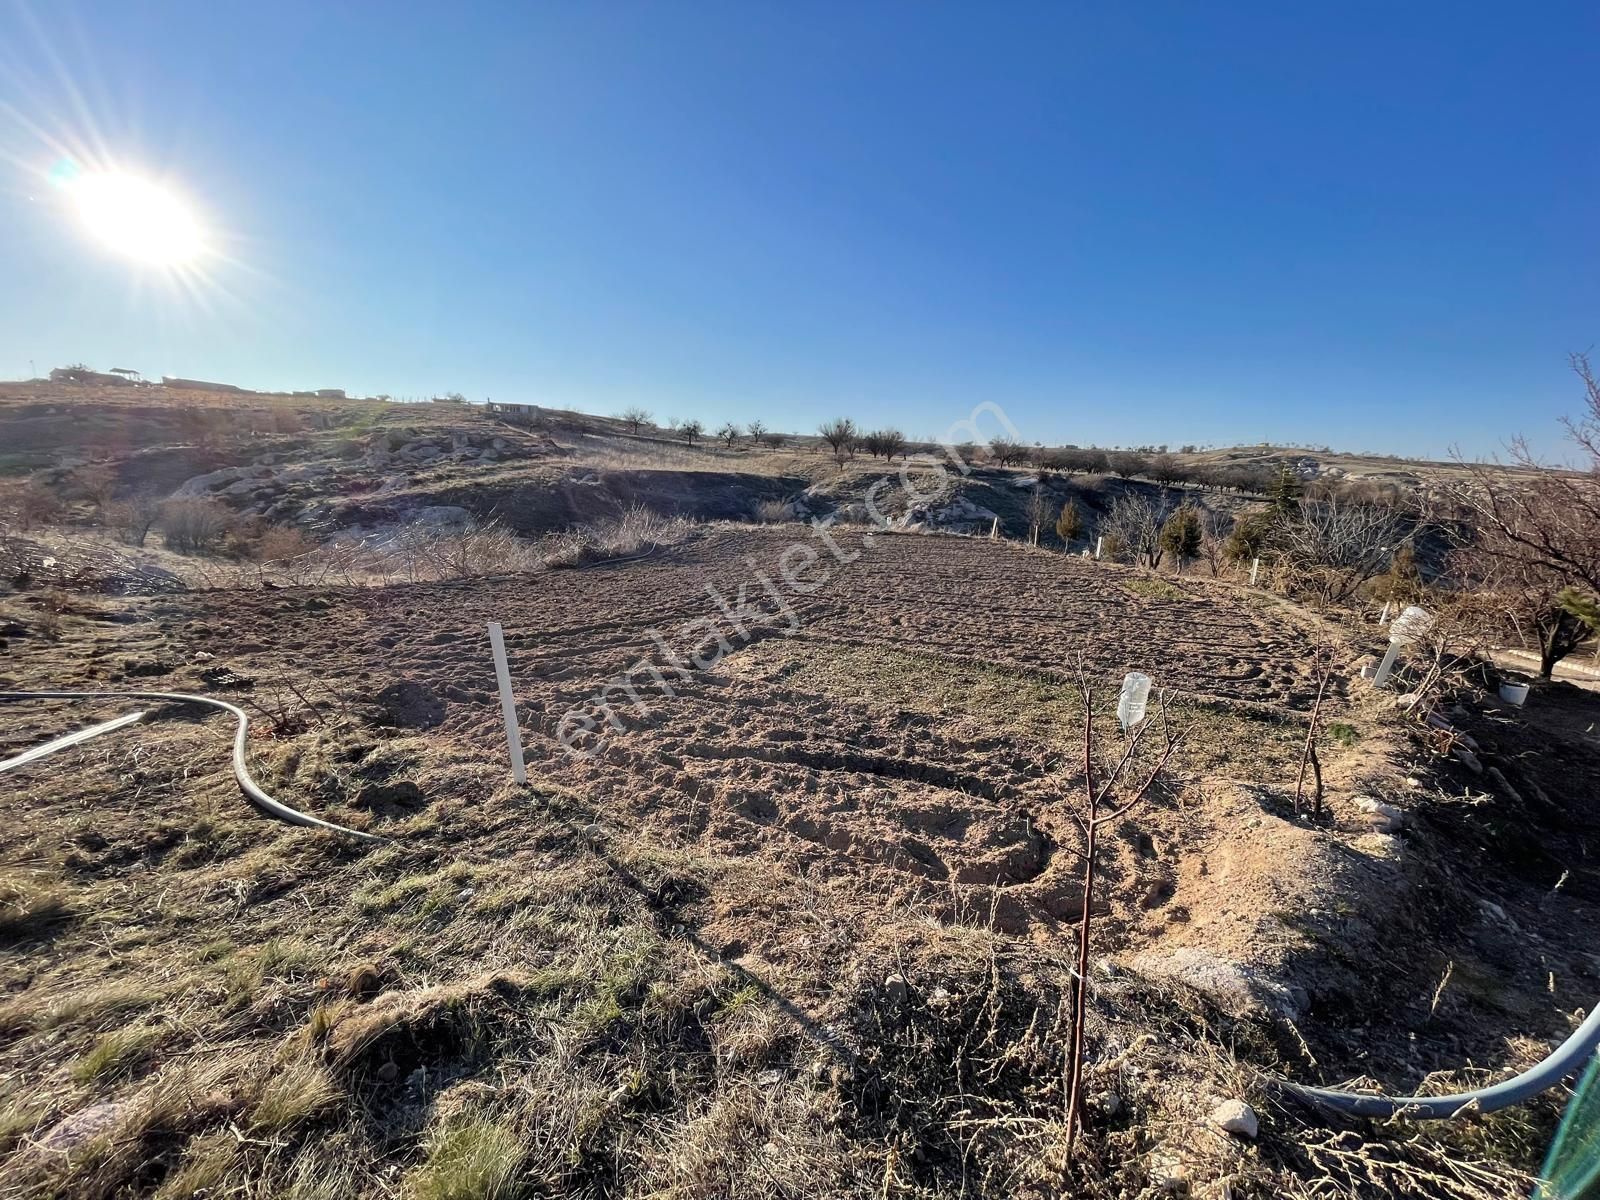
[1062,678,1187,1150]
[1437,353,1600,677]
[818,418,858,462]
[618,406,653,435]
[1107,451,1149,479]
[715,421,741,449]
[1148,452,1185,491]
[1026,484,1048,546]
[1101,491,1168,568]
[1199,508,1229,576]
[1275,498,1404,606]
[679,419,704,446]
[861,427,907,461]
[987,438,1031,467]
[746,419,767,446]
[107,493,166,547]
[761,430,787,450]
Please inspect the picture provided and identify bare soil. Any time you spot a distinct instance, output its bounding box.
[1,385,1596,1198]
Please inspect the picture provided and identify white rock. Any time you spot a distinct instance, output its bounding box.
[1149,1149,1189,1191]
[884,973,909,1005]
[1210,1099,1259,1139]
[1356,796,1406,832]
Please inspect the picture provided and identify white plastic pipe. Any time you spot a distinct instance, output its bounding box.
[0,691,381,840]
[1250,557,1260,586]
[1094,536,1103,561]
[487,621,527,784]
[0,710,145,774]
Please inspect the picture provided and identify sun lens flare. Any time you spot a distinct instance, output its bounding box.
[67,169,206,266]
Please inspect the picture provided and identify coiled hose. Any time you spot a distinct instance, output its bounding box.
[0,690,383,842]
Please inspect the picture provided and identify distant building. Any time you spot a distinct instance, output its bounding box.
[315,388,347,399]
[487,401,540,425]
[50,366,128,385]
[162,376,243,393]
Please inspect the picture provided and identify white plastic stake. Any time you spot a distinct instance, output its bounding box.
[0,710,146,775]
[1249,557,1260,586]
[1371,643,1403,689]
[990,517,999,540]
[1094,536,1104,561]
[487,621,527,784]
[1379,600,1392,625]
[1117,672,1152,731]
[1371,606,1433,688]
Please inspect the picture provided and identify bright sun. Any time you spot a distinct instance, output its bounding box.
[68,170,206,266]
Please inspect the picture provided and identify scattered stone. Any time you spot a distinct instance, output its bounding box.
[1130,947,1303,1021]
[376,1061,400,1082]
[1356,797,1406,833]
[1149,1148,1189,1191]
[883,973,909,1005]
[1452,746,1483,773]
[36,1102,125,1152]
[1210,1099,1259,1139]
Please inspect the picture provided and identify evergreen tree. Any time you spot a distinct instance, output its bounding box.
[1055,498,1083,544]
[1268,465,1303,517]
[1224,511,1272,562]
[1159,505,1203,573]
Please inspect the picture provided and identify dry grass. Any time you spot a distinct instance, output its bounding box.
[0,875,75,942]
[406,1115,527,1200]
[70,1023,165,1083]
[541,505,695,568]
[250,1059,342,1132]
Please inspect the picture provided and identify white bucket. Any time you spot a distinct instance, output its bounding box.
[1498,682,1530,707]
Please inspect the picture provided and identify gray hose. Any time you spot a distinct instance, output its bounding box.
[1273,1002,1600,1118]
[0,690,383,842]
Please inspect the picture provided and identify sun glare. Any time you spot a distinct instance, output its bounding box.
[67,170,206,266]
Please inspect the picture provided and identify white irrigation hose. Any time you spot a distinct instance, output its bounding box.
[0,691,383,842]
[1273,1003,1600,1119]
[0,710,146,774]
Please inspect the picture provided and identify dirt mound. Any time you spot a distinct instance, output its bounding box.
[369,679,446,729]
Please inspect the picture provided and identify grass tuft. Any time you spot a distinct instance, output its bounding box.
[406,1115,526,1200]
[70,1023,163,1084]
[251,1059,343,1132]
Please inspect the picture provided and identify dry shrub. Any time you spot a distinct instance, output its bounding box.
[253,524,318,565]
[543,506,693,569]
[385,518,542,581]
[753,498,792,524]
[104,494,165,546]
[159,498,233,554]
[0,480,64,531]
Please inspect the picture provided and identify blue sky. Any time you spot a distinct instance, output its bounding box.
[1,2,1595,459]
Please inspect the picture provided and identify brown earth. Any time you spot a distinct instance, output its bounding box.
[3,387,1596,1197]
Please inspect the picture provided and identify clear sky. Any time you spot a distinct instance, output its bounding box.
[1,2,1595,459]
